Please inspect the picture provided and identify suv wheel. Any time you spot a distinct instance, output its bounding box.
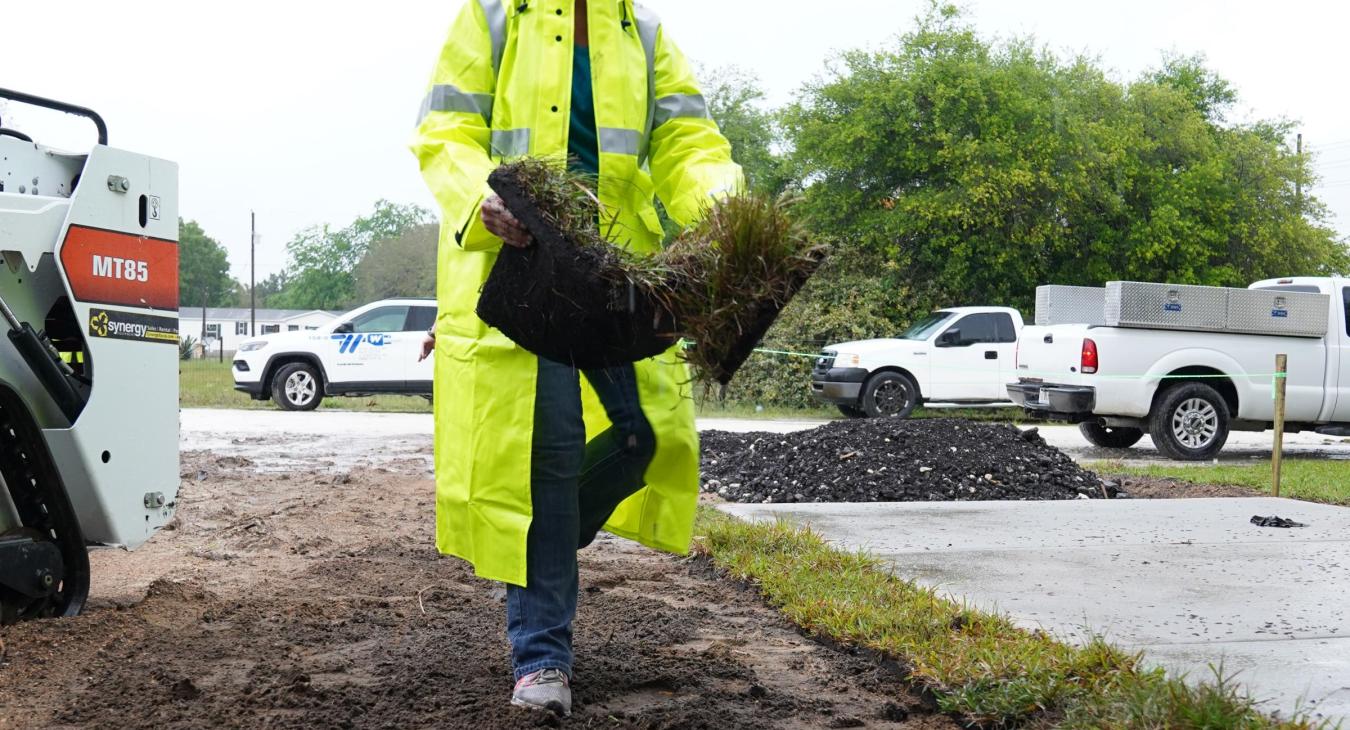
[1079,422,1145,449]
[861,372,919,419]
[271,362,323,411]
[1149,382,1230,461]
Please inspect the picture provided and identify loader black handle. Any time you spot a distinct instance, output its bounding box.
[0,88,108,146]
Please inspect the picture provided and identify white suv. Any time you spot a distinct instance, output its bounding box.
[232,299,436,410]
[812,307,1025,418]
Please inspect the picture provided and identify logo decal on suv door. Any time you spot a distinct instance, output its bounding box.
[332,334,391,354]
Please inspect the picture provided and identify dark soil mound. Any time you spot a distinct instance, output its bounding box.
[701,419,1110,503]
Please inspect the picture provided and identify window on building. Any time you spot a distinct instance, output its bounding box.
[236,321,249,336]
[305,326,319,331]
[205,323,221,340]
[288,325,300,331]
[261,324,280,335]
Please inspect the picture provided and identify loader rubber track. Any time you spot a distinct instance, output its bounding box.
[0,386,89,623]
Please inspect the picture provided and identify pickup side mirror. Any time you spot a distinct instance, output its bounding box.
[938,328,963,347]
[333,322,354,334]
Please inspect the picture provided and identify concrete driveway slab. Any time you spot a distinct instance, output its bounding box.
[719,498,1350,722]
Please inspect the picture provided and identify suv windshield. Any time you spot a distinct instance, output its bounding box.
[900,312,953,340]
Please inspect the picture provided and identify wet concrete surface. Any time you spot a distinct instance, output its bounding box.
[720,498,1350,723]
[180,409,435,473]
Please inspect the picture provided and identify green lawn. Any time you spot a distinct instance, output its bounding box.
[178,359,433,413]
[1087,459,1350,506]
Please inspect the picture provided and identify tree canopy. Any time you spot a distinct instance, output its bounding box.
[178,219,235,309]
[701,66,790,196]
[269,201,433,310]
[780,5,1346,314]
[354,223,438,302]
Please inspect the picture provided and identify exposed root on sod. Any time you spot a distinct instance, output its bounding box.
[477,158,827,385]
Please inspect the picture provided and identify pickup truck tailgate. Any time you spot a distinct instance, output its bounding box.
[1015,324,1092,384]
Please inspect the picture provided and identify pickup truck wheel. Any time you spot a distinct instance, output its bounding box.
[271,362,323,412]
[862,372,919,419]
[1079,422,1144,449]
[837,404,866,419]
[1149,383,1230,461]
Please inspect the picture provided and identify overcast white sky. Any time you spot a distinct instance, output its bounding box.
[5,1,1349,284]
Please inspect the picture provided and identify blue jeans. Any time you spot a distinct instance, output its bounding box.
[506,358,656,680]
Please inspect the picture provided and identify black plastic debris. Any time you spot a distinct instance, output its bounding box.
[1250,515,1308,528]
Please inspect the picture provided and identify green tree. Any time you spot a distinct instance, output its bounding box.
[178,219,234,310]
[781,4,1346,315]
[354,224,438,302]
[700,66,790,195]
[271,201,433,310]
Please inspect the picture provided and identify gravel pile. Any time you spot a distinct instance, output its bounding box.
[700,419,1112,503]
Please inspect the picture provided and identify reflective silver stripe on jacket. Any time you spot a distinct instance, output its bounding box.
[653,93,709,128]
[419,84,494,123]
[599,128,641,156]
[634,3,660,163]
[478,0,508,77]
[491,128,531,158]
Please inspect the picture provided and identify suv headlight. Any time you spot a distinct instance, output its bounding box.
[238,341,268,352]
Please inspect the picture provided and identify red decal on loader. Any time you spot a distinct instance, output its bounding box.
[59,225,179,310]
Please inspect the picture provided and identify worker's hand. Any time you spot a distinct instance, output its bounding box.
[481,196,533,248]
[418,332,435,362]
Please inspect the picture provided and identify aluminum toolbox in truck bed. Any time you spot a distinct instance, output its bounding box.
[1104,281,1228,332]
[1035,285,1106,326]
[1226,289,1329,338]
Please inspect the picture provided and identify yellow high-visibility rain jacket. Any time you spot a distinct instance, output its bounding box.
[411,0,742,586]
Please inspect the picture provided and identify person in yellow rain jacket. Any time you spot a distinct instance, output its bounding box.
[411,0,741,717]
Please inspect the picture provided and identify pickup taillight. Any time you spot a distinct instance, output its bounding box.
[1081,338,1099,374]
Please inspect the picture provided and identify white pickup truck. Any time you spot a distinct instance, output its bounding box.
[232,298,437,410]
[1009,277,1350,460]
[812,307,1024,418]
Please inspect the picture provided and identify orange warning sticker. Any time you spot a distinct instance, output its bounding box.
[59,225,179,311]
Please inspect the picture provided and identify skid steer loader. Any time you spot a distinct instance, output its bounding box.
[0,89,179,623]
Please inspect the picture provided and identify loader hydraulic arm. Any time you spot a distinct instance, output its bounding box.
[0,293,88,424]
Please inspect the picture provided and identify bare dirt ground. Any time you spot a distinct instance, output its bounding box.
[1108,474,1260,500]
[0,448,955,730]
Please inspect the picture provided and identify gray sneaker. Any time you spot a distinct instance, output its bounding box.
[511,668,572,717]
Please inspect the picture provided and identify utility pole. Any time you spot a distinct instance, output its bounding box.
[1296,133,1303,211]
[252,209,256,337]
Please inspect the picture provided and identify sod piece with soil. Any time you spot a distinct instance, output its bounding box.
[477,158,826,384]
[478,161,676,369]
[701,418,1112,503]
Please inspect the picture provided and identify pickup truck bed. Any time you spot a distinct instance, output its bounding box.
[1009,277,1350,460]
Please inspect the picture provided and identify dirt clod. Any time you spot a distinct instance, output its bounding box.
[170,678,201,701]
[702,419,1107,503]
